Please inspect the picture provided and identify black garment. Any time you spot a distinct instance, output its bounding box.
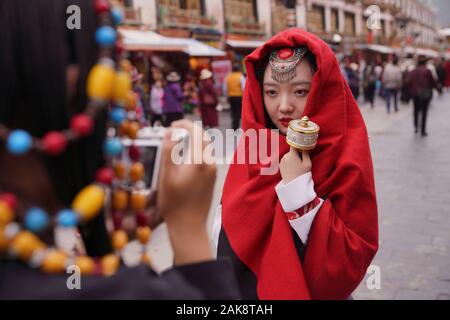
[228,97,242,130]
[366,83,376,107]
[164,112,184,127]
[413,97,430,135]
[0,259,240,300]
[150,114,164,126]
[217,227,306,299]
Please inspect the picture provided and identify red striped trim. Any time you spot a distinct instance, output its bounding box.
[286,197,321,220]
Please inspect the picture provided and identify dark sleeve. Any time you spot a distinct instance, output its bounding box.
[164,259,241,300]
[0,260,240,300]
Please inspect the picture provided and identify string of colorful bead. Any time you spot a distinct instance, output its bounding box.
[0,0,153,275]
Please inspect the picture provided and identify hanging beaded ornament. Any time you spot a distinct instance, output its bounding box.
[269,48,308,83]
[0,0,153,276]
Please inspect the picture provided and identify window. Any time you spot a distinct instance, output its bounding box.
[331,8,339,33]
[307,5,325,33]
[344,12,355,36]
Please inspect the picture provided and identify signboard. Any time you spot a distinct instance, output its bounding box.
[211,60,232,96]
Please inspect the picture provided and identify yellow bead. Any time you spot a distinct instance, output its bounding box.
[101,254,120,276]
[41,250,67,273]
[87,64,116,101]
[125,91,137,111]
[130,192,146,211]
[113,71,132,105]
[74,256,95,275]
[113,189,128,211]
[129,162,144,182]
[0,201,14,226]
[72,184,105,221]
[10,231,46,262]
[136,226,151,244]
[112,230,128,251]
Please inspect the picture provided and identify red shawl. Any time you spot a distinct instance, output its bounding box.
[221,29,378,300]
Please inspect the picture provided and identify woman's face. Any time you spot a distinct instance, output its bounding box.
[263,59,314,135]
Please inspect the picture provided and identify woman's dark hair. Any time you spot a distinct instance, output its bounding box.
[0,0,111,255]
[255,47,317,129]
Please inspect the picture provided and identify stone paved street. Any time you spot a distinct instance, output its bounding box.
[149,91,450,300]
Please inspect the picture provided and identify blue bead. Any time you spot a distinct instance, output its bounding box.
[25,207,49,233]
[104,138,123,156]
[110,107,126,124]
[56,209,79,227]
[111,8,123,25]
[7,130,32,155]
[95,26,117,46]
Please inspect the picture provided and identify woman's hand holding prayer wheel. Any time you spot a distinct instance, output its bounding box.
[279,147,312,184]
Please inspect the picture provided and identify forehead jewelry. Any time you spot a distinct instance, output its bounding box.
[269,48,308,83]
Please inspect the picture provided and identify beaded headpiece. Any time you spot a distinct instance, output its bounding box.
[269,48,308,83]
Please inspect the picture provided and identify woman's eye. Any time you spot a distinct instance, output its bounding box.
[295,89,309,97]
[265,90,277,97]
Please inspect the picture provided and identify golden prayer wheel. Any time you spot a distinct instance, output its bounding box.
[286,116,320,151]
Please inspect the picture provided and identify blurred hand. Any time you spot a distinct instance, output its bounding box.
[279,148,312,184]
[157,119,216,265]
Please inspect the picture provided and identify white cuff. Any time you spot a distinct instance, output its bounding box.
[275,172,317,213]
[289,198,324,244]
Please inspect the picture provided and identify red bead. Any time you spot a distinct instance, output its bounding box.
[128,145,141,162]
[116,41,125,56]
[0,193,18,210]
[71,114,93,137]
[94,0,110,14]
[135,211,148,227]
[278,48,294,60]
[42,131,67,155]
[95,167,115,185]
[112,212,124,230]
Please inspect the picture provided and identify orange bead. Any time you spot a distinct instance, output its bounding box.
[129,162,144,182]
[10,231,45,262]
[130,192,146,211]
[87,63,116,101]
[127,121,140,139]
[113,189,128,210]
[101,254,120,276]
[0,227,7,251]
[141,253,152,266]
[118,120,131,137]
[71,184,105,222]
[136,226,151,244]
[112,230,128,251]
[114,162,126,180]
[41,249,67,273]
[125,91,137,111]
[0,201,14,226]
[74,256,95,275]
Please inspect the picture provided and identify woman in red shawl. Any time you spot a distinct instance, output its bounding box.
[212,29,378,300]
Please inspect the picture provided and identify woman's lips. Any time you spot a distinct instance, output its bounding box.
[279,118,293,127]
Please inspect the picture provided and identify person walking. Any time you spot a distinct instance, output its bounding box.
[382,55,402,113]
[163,72,185,126]
[407,56,438,137]
[198,69,219,128]
[224,62,246,130]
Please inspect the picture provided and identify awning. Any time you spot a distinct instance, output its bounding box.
[118,29,184,51]
[404,46,439,58]
[355,44,396,54]
[171,38,225,57]
[226,39,265,49]
[118,28,225,56]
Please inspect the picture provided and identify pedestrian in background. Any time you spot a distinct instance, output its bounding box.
[198,69,219,128]
[149,80,165,126]
[163,72,185,126]
[363,61,377,108]
[382,55,402,113]
[407,56,438,137]
[224,62,245,130]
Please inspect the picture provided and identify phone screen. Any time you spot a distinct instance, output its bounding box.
[140,146,158,188]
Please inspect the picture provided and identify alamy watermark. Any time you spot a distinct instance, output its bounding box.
[66,5,81,30]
